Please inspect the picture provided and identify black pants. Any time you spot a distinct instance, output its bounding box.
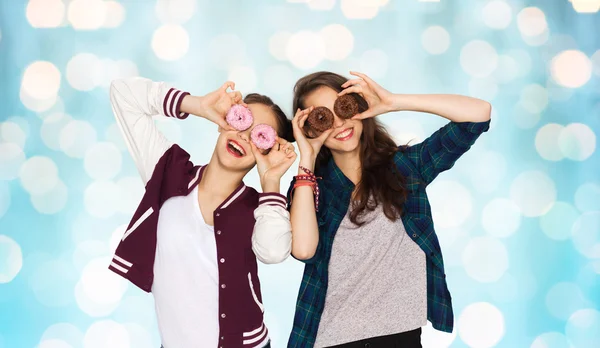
[326,328,422,348]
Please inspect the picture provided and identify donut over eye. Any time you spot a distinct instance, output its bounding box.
[307,106,334,133]
[333,94,359,119]
[251,124,277,150]
[226,104,254,131]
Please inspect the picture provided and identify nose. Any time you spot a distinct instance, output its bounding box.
[332,114,346,129]
[237,130,250,143]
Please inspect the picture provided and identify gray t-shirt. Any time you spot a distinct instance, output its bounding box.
[314,204,427,347]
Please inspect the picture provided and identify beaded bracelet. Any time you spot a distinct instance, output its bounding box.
[292,166,321,211]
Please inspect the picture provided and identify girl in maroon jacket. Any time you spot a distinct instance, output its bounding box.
[109,77,295,348]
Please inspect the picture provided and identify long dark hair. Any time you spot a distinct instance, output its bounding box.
[293,72,408,225]
[245,94,294,142]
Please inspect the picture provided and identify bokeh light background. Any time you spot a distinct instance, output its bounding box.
[1,0,599,347]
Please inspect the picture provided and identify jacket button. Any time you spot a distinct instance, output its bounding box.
[220,258,225,263]
[216,213,220,217]
[412,233,417,238]
[221,313,226,318]
[221,284,226,289]
[217,230,222,235]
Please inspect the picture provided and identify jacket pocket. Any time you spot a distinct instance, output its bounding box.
[247,272,264,313]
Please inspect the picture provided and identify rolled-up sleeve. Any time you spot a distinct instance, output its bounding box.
[252,193,292,264]
[405,120,491,185]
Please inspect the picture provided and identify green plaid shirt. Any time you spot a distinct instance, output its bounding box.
[286,120,491,347]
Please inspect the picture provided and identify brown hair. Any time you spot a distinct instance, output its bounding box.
[244,94,294,142]
[293,71,408,226]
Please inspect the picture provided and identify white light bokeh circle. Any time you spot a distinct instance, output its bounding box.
[462,237,509,283]
[421,321,457,347]
[539,202,579,241]
[493,55,519,84]
[386,118,426,145]
[520,84,548,114]
[517,7,548,37]
[269,31,292,61]
[469,150,507,194]
[59,120,98,158]
[551,50,592,88]
[468,77,498,101]
[535,123,565,161]
[482,0,512,29]
[530,332,573,348]
[20,89,58,112]
[68,0,107,30]
[26,0,65,28]
[421,26,451,55]
[545,282,590,320]
[565,309,600,347]
[116,177,144,215]
[558,123,596,161]
[482,198,521,238]
[320,24,354,61]
[102,1,125,28]
[41,113,72,151]
[30,259,76,307]
[84,181,121,218]
[152,25,190,61]
[509,170,556,217]
[570,0,600,13]
[341,0,380,19]
[38,339,72,348]
[428,180,473,228]
[286,31,326,70]
[19,156,59,195]
[1,121,27,149]
[458,302,505,348]
[123,323,153,347]
[66,53,103,91]
[21,61,61,100]
[73,240,109,272]
[104,123,127,151]
[83,320,130,348]
[113,293,156,329]
[571,212,600,259]
[98,59,139,88]
[227,66,257,94]
[359,49,389,79]
[80,258,128,306]
[31,180,68,215]
[460,40,498,78]
[0,235,23,283]
[0,143,26,180]
[522,29,549,47]
[40,323,83,348]
[84,142,122,180]
[574,182,600,212]
[155,0,197,24]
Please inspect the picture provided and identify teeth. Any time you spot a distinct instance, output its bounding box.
[229,141,245,155]
[335,129,352,139]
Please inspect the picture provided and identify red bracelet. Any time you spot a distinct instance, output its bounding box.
[292,175,320,211]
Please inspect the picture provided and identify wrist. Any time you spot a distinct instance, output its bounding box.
[261,178,280,193]
[180,95,206,117]
[299,157,316,171]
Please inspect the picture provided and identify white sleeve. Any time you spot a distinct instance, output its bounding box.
[109,77,190,185]
[252,193,292,264]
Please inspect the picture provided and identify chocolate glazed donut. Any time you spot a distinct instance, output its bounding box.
[333,94,360,119]
[306,106,334,133]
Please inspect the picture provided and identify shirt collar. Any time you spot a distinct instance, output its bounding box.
[321,157,355,191]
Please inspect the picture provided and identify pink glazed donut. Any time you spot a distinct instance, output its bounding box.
[226,104,253,131]
[251,124,277,150]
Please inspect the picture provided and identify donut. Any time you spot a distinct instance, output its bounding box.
[251,124,277,150]
[226,104,253,131]
[333,94,359,119]
[307,106,334,133]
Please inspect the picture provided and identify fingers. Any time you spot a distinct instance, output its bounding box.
[341,78,367,89]
[316,128,334,143]
[292,107,313,132]
[349,71,375,85]
[338,85,363,97]
[221,81,235,91]
[228,91,243,104]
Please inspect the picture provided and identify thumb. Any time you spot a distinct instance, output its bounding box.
[316,128,334,143]
[250,142,263,159]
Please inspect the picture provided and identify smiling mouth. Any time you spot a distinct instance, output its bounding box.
[334,128,354,141]
[227,140,246,157]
